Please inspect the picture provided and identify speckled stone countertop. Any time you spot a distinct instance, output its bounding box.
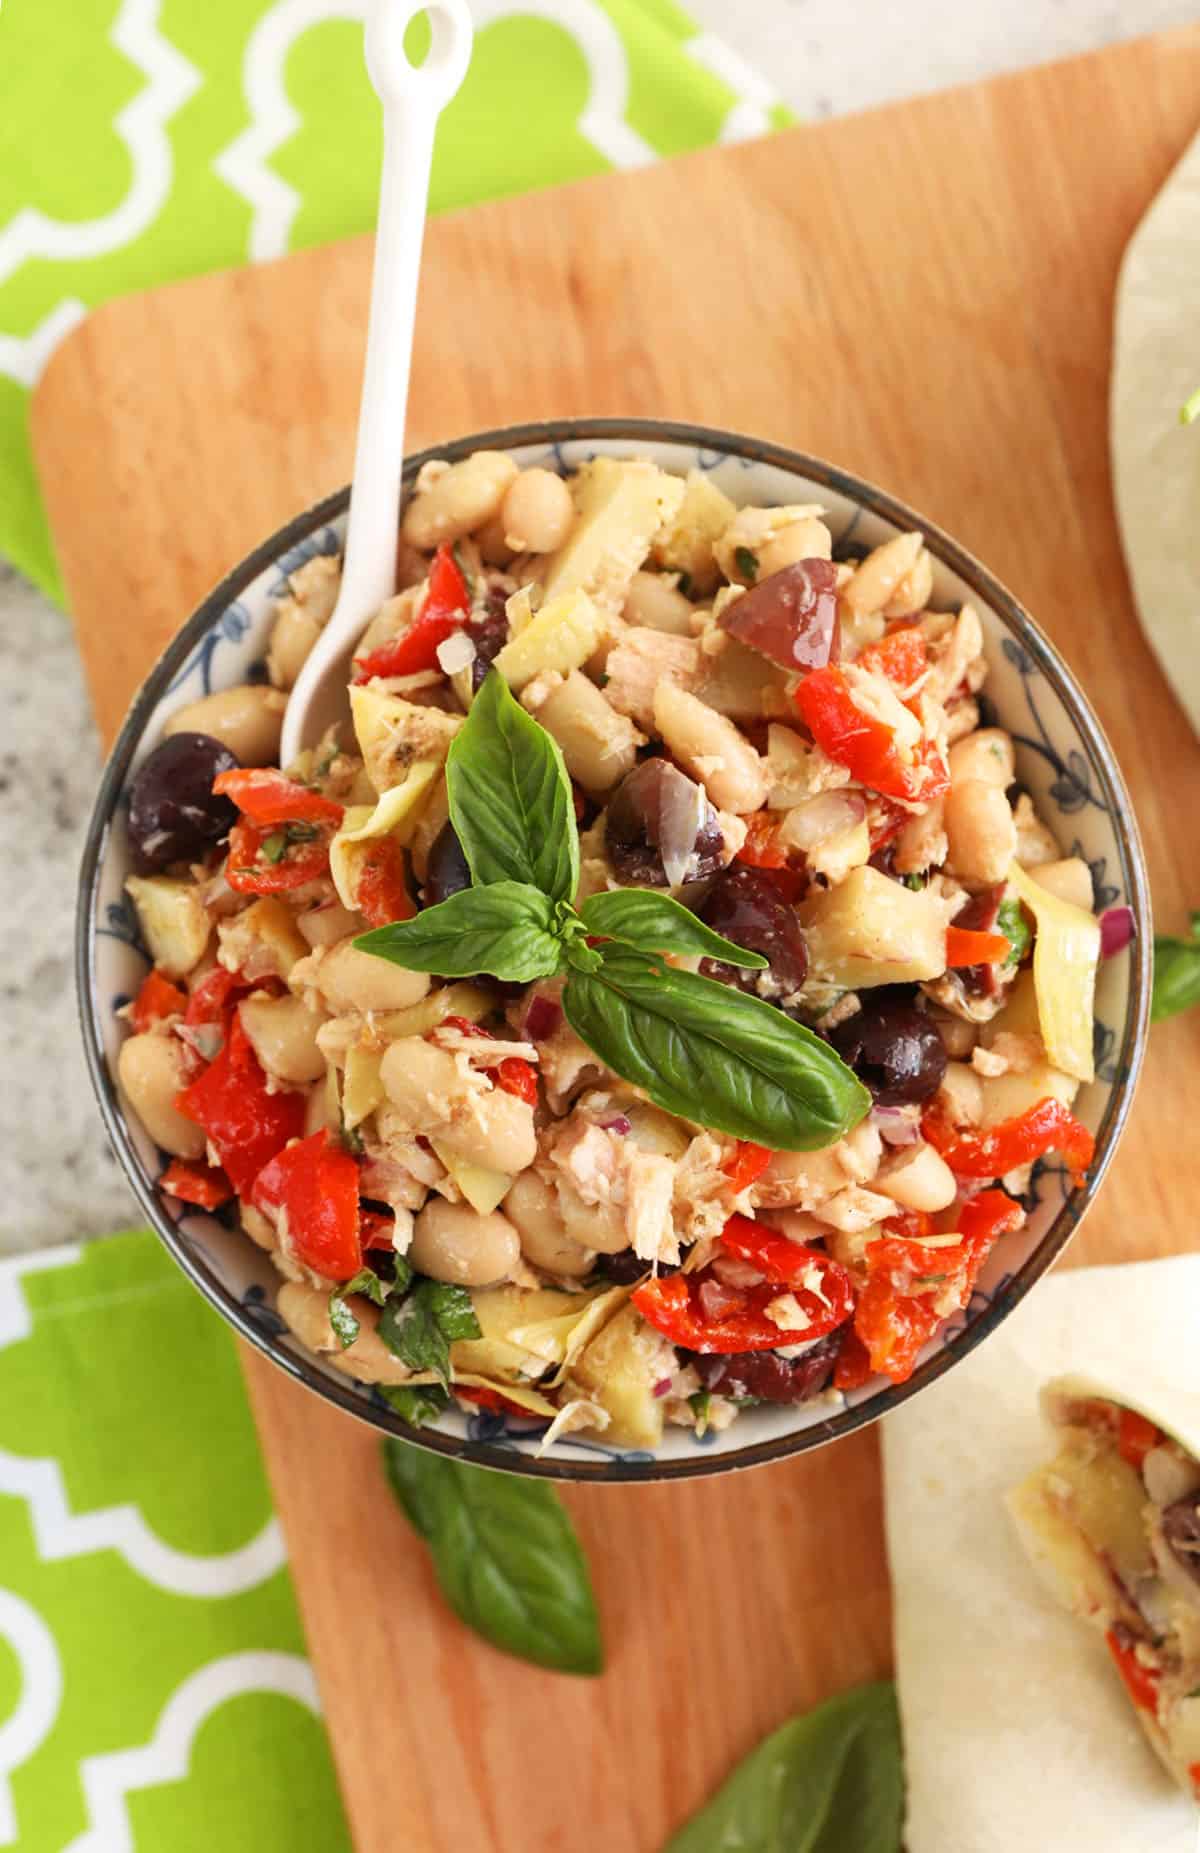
[1,0,1188,1251]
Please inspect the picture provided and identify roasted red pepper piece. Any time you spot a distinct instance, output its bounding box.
[176,1014,306,1196]
[924,1097,1095,1187]
[225,816,335,894]
[794,665,949,805]
[359,1207,397,1251]
[848,1273,942,1384]
[632,1273,785,1353]
[212,769,344,827]
[945,925,1012,968]
[1117,1408,1162,1472]
[185,966,245,1028]
[719,1214,855,1327]
[1105,1629,1161,1714]
[722,1141,774,1193]
[130,968,187,1031]
[353,544,470,681]
[495,1057,538,1106]
[832,1324,874,1391]
[856,625,927,688]
[252,1128,363,1282]
[736,812,789,869]
[453,1383,540,1418]
[355,835,416,926]
[159,1156,233,1209]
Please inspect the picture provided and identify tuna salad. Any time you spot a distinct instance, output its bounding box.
[116,449,1103,1448]
[1009,1380,1200,1799]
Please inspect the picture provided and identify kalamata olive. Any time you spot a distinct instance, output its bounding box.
[720,559,840,670]
[691,1329,844,1403]
[604,758,725,887]
[597,1250,679,1286]
[828,990,947,1106]
[126,731,240,873]
[696,864,808,995]
[467,587,510,691]
[423,820,471,906]
[1160,1495,1200,1587]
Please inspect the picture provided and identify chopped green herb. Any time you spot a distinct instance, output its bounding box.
[285,821,319,845]
[996,895,1032,971]
[327,1266,394,1350]
[689,1389,712,1437]
[379,1279,481,1388]
[338,1114,365,1157]
[261,830,288,865]
[452,540,476,595]
[735,545,759,582]
[378,1383,450,1426]
[902,872,926,892]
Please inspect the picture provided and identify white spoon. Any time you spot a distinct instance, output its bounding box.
[280,0,473,765]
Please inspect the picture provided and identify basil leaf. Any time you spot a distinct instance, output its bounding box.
[447,670,579,902]
[1152,910,1200,1022]
[378,1383,449,1428]
[735,545,759,581]
[356,882,564,983]
[382,1440,603,1675]
[581,888,767,969]
[664,1681,903,1853]
[379,1280,482,1388]
[328,1266,393,1350]
[562,948,869,1150]
[996,895,1031,972]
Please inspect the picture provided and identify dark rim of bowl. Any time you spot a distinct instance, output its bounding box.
[77,416,1152,1483]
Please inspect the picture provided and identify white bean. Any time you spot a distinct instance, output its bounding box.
[882,547,933,617]
[501,469,574,554]
[164,684,287,765]
[439,1089,538,1176]
[755,517,834,579]
[937,1061,983,1125]
[874,1141,958,1212]
[296,902,363,949]
[621,570,695,635]
[267,602,321,691]
[239,994,325,1085]
[118,1032,206,1159]
[401,451,518,550]
[842,532,924,617]
[944,779,1017,887]
[502,1172,596,1276]
[380,1038,461,1120]
[277,1282,419,1384]
[313,940,430,1015]
[556,1181,629,1255]
[529,670,641,793]
[948,728,1016,789]
[410,1198,520,1287]
[653,681,767,814]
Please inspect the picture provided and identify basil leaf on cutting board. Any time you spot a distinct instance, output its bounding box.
[664,1681,903,1853]
[382,1440,603,1676]
[562,948,869,1150]
[447,669,579,902]
[580,887,768,969]
[1151,910,1200,1021]
[356,881,564,983]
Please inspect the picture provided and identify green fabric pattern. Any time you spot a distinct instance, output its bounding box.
[0,1232,350,1850]
[0,0,786,604]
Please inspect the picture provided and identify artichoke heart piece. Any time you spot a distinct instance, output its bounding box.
[328,760,440,911]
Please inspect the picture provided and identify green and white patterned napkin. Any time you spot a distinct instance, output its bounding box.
[0,0,787,604]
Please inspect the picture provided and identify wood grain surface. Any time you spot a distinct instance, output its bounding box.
[32,27,1200,1852]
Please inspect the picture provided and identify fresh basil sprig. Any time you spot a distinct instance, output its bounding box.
[1152,910,1200,1022]
[446,667,579,900]
[328,1262,404,1351]
[664,1681,903,1853]
[564,948,862,1150]
[357,671,867,1150]
[378,1279,481,1388]
[382,1439,603,1675]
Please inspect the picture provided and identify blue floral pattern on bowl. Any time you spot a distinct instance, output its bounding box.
[77,420,1151,1483]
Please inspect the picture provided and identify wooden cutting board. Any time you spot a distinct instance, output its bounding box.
[32,27,1200,1852]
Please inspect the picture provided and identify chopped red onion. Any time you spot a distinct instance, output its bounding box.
[521,994,562,1041]
[698,1277,749,1322]
[1099,905,1135,960]
[870,1104,921,1146]
[600,1114,632,1135]
[653,1377,673,1399]
[659,764,708,889]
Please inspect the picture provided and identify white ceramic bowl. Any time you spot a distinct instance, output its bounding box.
[77,419,1151,1481]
